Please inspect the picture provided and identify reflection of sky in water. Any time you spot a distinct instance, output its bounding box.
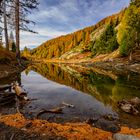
[21,71,117,119]
[1,65,140,127]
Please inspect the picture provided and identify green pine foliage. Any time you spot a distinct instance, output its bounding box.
[90,23,119,56]
[119,29,136,56]
[11,42,16,52]
[118,0,140,56]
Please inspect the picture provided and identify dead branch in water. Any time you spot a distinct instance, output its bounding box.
[15,96,21,114]
[36,107,64,119]
[36,102,75,119]
[62,102,75,108]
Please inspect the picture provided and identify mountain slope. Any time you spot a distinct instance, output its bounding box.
[24,11,124,59]
[24,0,140,62]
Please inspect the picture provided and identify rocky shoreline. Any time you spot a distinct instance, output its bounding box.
[0,58,140,139]
[0,113,140,140]
[86,60,140,75]
[30,54,140,75]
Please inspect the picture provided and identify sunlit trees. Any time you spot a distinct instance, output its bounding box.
[30,13,120,59]
[22,46,30,57]
[29,0,139,60]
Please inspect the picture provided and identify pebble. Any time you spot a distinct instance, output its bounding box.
[42,133,46,136]
[113,133,140,140]
[21,128,27,131]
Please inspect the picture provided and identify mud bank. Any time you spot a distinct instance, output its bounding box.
[0,64,22,79]
[0,59,28,80]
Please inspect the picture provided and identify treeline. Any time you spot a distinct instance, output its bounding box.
[28,0,140,61]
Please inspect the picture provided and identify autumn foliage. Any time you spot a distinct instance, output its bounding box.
[24,0,140,61]
[26,11,124,60]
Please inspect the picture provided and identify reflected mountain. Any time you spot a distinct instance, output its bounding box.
[26,63,140,106]
[1,63,140,128]
[25,63,140,128]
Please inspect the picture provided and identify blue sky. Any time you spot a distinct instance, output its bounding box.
[20,0,130,49]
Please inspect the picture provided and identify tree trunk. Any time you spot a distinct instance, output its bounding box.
[0,0,3,14]
[0,0,3,4]
[15,0,20,59]
[0,0,3,8]
[136,31,139,49]
[129,51,132,62]
[3,0,9,51]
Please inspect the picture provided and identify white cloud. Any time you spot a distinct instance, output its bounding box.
[20,27,69,49]
[1,0,130,49]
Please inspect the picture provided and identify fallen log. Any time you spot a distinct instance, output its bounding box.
[0,85,11,91]
[36,107,64,119]
[62,102,75,108]
[12,82,28,101]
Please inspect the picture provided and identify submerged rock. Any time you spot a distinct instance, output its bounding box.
[113,133,140,140]
[118,99,139,115]
[94,118,120,133]
[85,118,98,125]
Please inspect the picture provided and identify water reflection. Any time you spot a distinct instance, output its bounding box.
[26,63,140,105]
[24,63,140,127]
[1,63,140,128]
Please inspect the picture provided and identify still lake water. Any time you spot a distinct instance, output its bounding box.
[1,63,140,128]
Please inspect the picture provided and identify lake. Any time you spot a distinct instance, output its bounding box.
[0,63,140,130]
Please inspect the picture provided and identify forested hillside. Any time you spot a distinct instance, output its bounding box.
[24,0,140,61]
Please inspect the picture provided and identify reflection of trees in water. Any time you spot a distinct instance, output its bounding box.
[27,63,140,107]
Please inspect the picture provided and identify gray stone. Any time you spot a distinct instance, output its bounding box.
[113,133,140,140]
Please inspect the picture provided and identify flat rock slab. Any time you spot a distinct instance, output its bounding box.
[113,133,140,140]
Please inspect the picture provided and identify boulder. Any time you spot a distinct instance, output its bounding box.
[113,133,140,140]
